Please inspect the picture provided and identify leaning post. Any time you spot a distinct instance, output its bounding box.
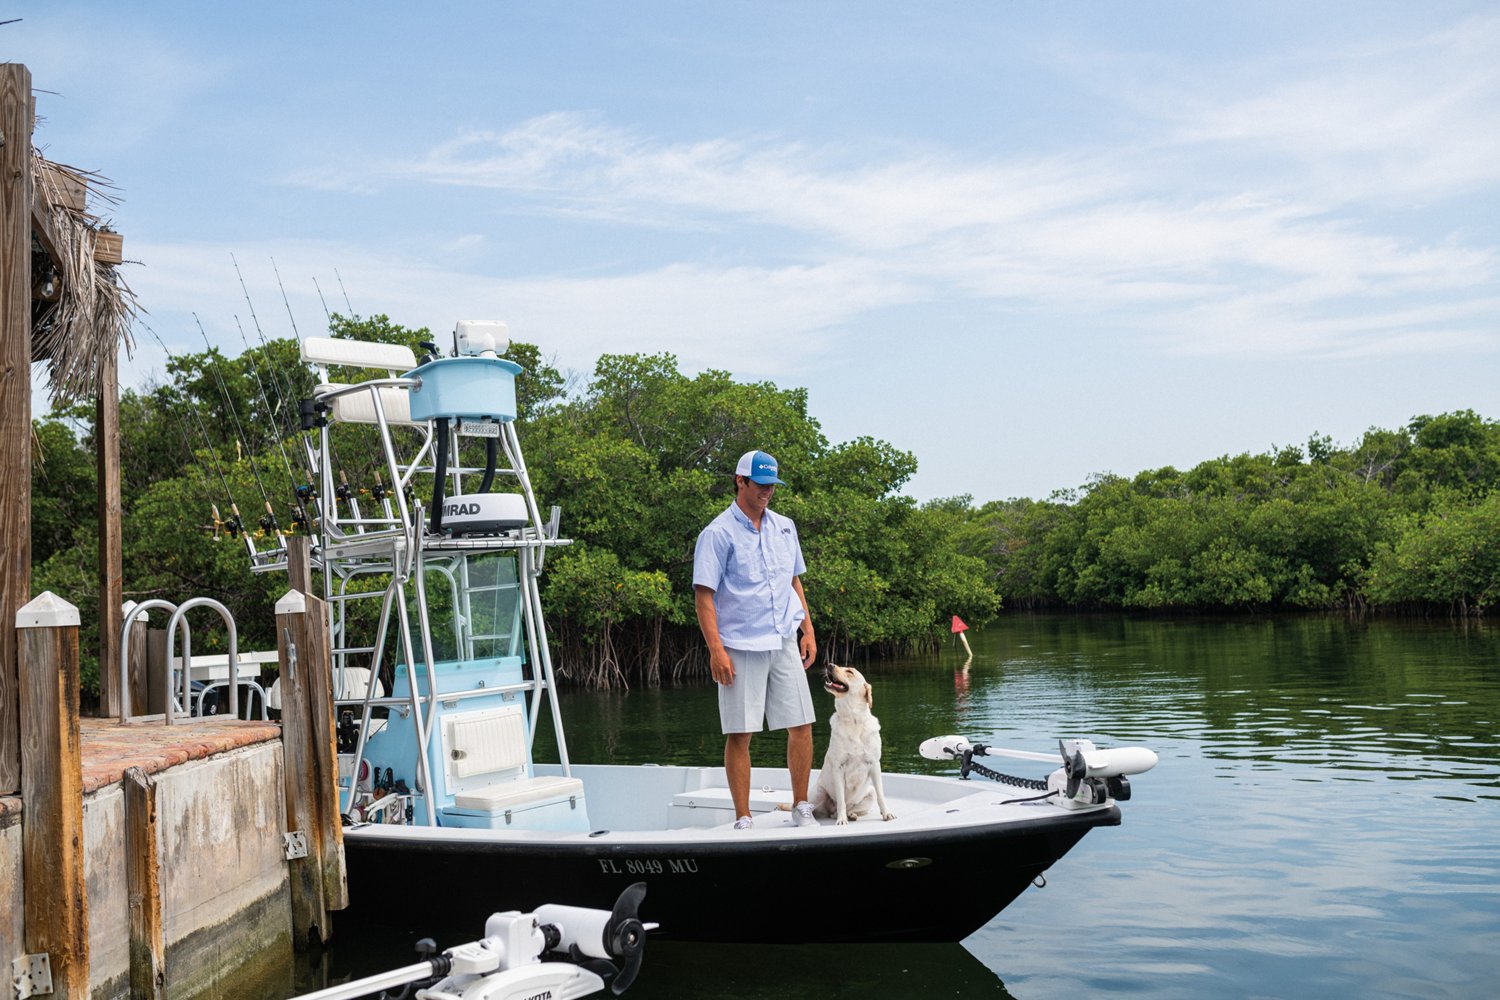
[17,591,89,998]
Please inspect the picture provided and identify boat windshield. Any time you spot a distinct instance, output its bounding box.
[412,551,525,663]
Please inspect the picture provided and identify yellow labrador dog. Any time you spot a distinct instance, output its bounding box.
[810,663,896,825]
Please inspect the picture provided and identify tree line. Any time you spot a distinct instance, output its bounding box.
[32,315,998,694]
[30,314,1497,696]
[974,411,1500,615]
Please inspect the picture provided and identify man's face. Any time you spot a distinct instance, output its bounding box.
[736,475,776,517]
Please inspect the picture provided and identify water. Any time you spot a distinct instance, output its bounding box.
[294,615,1500,999]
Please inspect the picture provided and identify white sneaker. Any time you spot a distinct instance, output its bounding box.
[733,816,754,830]
[792,801,816,827]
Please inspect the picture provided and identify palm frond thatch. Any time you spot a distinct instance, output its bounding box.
[30,150,139,404]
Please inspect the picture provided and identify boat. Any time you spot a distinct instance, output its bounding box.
[246,322,1157,944]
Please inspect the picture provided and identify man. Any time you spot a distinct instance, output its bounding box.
[693,449,818,830]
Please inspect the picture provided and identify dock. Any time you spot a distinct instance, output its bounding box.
[0,589,346,1000]
[2,719,290,999]
[1,63,347,998]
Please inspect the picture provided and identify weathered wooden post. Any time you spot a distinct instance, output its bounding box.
[286,534,313,597]
[122,600,150,716]
[1,62,34,796]
[275,588,348,947]
[97,345,123,717]
[16,591,88,998]
[123,766,164,999]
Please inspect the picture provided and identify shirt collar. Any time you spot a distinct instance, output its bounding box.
[728,501,763,531]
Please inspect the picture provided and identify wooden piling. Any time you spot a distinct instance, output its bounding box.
[123,766,164,1000]
[286,535,313,597]
[97,346,123,718]
[124,602,149,717]
[1,62,34,796]
[17,591,88,998]
[275,588,347,947]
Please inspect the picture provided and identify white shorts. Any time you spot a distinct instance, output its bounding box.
[718,636,815,734]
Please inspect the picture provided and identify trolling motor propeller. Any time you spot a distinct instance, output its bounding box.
[537,881,650,995]
[1060,739,1088,799]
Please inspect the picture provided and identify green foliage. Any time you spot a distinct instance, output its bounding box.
[45,303,1495,698]
[974,411,1500,614]
[1366,491,1500,611]
[34,322,998,692]
[525,351,995,676]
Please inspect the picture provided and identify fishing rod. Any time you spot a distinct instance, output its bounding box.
[193,313,282,540]
[231,254,329,521]
[233,314,315,533]
[312,276,332,325]
[334,267,354,315]
[231,254,305,437]
[141,321,249,547]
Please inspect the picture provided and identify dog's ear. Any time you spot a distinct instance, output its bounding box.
[864,682,873,711]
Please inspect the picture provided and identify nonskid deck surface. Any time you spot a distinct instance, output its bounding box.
[344,762,1100,844]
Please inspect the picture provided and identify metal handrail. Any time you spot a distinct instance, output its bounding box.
[118,599,185,724]
[164,597,241,725]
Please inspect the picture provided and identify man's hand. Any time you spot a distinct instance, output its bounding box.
[708,645,735,686]
[799,624,817,669]
[695,584,735,686]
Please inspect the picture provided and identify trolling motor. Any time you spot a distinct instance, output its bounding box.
[287,883,653,1000]
[919,735,1158,808]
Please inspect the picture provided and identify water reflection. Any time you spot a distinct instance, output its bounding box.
[301,939,1016,1000]
[291,615,1500,1000]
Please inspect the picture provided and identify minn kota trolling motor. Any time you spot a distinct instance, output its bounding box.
[919,735,1158,807]
[289,883,652,1000]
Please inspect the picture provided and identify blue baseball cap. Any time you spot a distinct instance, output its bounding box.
[736,450,786,485]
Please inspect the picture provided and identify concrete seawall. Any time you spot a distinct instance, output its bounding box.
[3,718,295,999]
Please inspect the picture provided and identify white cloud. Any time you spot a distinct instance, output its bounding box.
[121,9,1499,390]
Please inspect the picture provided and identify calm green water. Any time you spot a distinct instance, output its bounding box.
[293,615,1500,1000]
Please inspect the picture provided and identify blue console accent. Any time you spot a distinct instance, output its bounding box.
[404,356,523,421]
[361,656,528,810]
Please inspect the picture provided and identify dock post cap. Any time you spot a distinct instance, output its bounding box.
[16,591,81,628]
[275,590,309,615]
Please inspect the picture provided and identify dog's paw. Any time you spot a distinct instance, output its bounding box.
[834,816,849,826]
[881,811,896,821]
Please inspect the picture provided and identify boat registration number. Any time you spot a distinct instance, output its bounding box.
[597,857,699,875]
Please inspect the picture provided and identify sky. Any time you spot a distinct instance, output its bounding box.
[8,1,1498,502]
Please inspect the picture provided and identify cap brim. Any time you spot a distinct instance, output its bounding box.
[748,474,786,485]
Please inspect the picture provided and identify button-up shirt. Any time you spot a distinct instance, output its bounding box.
[693,501,807,651]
